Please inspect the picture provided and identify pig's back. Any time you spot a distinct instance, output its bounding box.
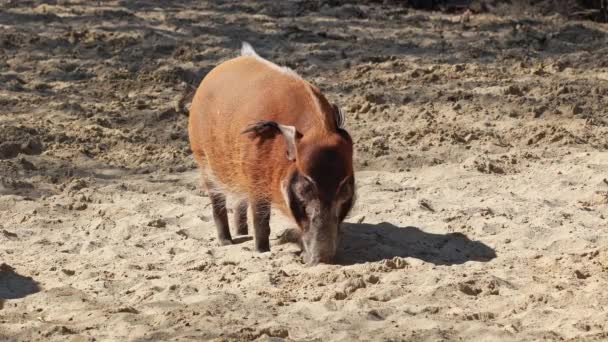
[188,56,308,194]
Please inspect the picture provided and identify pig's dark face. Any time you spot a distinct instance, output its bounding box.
[282,132,355,265]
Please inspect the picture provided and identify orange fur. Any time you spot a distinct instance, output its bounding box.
[188,53,352,218]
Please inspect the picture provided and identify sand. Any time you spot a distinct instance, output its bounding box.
[1,1,608,341]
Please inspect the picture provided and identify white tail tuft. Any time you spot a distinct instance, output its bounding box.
[241,41,258,57]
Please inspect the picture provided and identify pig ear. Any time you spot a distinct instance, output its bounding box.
[333,104,345,129]
[242,120,298,161]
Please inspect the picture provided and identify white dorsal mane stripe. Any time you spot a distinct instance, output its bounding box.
[240,41,300,78]
[241,42,257,57]
[241,42,338,128]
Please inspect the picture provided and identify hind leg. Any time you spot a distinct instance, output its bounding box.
[205,180,232,246]
[233,199,248,236]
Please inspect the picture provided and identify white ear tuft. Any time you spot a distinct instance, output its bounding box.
[335,106,345,128]
[241,41,258,57]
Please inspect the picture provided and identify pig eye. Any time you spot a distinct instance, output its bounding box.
[293,175,316,199]
[287,173,316,226]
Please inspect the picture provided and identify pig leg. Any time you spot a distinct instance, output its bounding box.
[251,199,271,252]
[233,199,249,236]
[205,181,232,246]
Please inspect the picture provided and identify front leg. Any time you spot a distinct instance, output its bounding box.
[251,199,271,252]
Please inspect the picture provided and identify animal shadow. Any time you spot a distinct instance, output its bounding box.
[337,222,496,266]
[0,263,40,303]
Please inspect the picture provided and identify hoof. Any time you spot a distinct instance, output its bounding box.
[255,241,270,253]
[218,238,233,246]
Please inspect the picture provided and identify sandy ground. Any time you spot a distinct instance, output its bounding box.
[1,1,608,341]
